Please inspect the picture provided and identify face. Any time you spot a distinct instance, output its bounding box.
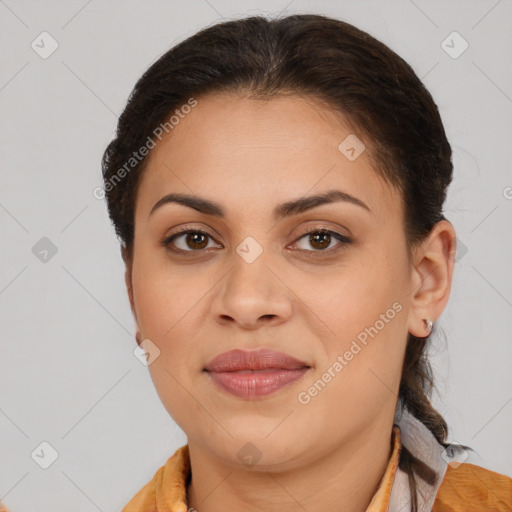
[125,91,417,470]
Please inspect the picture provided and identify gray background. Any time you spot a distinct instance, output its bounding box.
[1,0,511,510]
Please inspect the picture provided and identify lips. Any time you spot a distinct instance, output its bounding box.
[204,348,310,372]
[203,348,311,399]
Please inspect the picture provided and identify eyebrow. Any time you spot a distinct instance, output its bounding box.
[149,189,371,221]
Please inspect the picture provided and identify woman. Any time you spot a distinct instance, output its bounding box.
[100,14,511,512]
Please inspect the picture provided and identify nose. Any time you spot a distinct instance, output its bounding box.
[210,252,293,330]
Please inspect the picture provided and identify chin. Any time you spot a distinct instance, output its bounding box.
[208,429,310,471]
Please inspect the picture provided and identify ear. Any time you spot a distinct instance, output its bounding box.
[407,220,457,337]
[122,245,142,346]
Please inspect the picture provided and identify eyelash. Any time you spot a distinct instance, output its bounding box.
[160,226,352,257]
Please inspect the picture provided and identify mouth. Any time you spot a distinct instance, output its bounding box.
[203,348,311,399]
[204,347,310,372]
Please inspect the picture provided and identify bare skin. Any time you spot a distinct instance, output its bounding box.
[123,91,456,512]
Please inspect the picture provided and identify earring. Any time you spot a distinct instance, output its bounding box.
[424,319,433,334]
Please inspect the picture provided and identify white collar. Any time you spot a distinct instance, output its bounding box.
[388,406,449,512]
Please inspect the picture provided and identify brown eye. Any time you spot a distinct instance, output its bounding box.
[163,229,219,253]
[292,229,351,253]
[184,232,208,250]
[309,232,331,250]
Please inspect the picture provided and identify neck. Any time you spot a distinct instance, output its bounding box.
[186,415,395,512]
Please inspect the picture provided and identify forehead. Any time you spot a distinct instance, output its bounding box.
[134,92,402,224]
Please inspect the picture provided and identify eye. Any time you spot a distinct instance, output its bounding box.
[161,227,352,256]
[162,228,220,254]
[291,228,352,253]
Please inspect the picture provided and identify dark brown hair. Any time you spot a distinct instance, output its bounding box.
[101,14,453,509]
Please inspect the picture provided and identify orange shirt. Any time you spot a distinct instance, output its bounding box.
[118,424,512,511]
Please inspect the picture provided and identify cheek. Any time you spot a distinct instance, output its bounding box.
[132,264,205,400]
[315,261,404,340]
[147,358,205,438]
[134,270,204,429]
[308,248,409,393]
[132,257,204,338]
[297,304,407,432]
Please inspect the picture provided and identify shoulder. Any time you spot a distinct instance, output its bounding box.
[433,462,512,511]
[121,444,190,512]
[121,465,162,512]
